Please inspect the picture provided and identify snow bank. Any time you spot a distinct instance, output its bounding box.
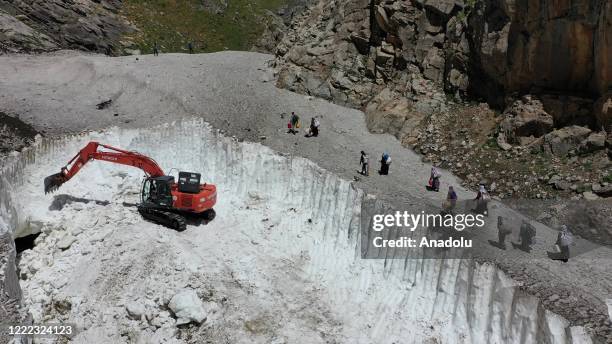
[0,120,592,343]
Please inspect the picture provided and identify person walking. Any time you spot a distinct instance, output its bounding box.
[495,216,513,249]
[188,41,194,54]
[554,225,573,262]
[429,167,441,192]
[379,153,391,175]
[306,117,320,137]
[360,151,369,176]
[444,186,457,214]
[473,184,490,215]
[153,42,159,56]
[512,220,535,252]
[288,112,300,134]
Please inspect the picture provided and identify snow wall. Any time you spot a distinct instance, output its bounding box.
[0,119,592,343]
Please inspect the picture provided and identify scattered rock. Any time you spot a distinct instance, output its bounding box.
[593,185,612,198]
[168,289,207,325]
[579,132,606,154]
[96,99,113,110]
[56,234,76,250]
[496,132,512,151]
[126,301,146,320]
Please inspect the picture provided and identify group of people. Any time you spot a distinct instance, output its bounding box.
[494,217,574,262]
[286,111,575,263]
[151,41,196,56]
[287,112,320,137]
[358,151,391,176]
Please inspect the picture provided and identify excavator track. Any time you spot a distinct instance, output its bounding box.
[137,206,187,232]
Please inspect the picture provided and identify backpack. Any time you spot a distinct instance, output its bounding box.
[314,119,320,128]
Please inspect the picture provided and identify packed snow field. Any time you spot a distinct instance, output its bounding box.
[0,120,593,343]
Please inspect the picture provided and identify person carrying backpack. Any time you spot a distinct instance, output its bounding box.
[555,225,573,262]
[379,153,391,175]
[306,117,320,137]
[473,184,490,215]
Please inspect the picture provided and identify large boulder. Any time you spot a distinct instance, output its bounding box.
[578,131,607,154]
[543,126,592,156]
[365,88,426,145]
[500,96,554,144]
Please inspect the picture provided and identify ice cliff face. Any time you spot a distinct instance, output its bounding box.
[0,120,593,343]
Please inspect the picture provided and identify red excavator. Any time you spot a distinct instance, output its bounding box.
[44,142,216,231]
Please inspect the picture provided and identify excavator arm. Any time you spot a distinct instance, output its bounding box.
[44,141,165,193]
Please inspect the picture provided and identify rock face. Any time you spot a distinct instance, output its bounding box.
[0,0,131,54]
[272,0,611,141]
[469,0,611,103]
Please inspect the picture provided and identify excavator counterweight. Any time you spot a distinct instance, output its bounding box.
[44,141,217,230]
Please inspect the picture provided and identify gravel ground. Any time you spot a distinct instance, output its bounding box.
[0,50,610,341]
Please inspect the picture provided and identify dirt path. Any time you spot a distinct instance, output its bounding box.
[0,51,610,341]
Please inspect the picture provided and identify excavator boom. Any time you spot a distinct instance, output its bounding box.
[44,141,165,193]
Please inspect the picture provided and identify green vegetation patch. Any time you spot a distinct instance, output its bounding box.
[121,0,287,54]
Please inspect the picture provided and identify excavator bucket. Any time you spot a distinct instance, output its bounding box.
[44,173,66,194]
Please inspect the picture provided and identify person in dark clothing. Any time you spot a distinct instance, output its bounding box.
[429,167,441,192]
[379,153,391,175]
[153,42,159,56]
[444,186,457,214]
[306,117,320,137]
[512,220,535,252]
[188,41,194,54]
[496,216,512,249]
[472,184,489,216]
[360,151,369,176]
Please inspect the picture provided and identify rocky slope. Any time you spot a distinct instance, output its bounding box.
[0,0,131,54]
[272,0,610,123]
[268,0,612,199]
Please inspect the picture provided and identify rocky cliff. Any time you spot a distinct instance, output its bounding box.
[0,0,131,54]
[272,0,611,139]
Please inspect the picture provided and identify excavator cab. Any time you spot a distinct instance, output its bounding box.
[141,176,174,207]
